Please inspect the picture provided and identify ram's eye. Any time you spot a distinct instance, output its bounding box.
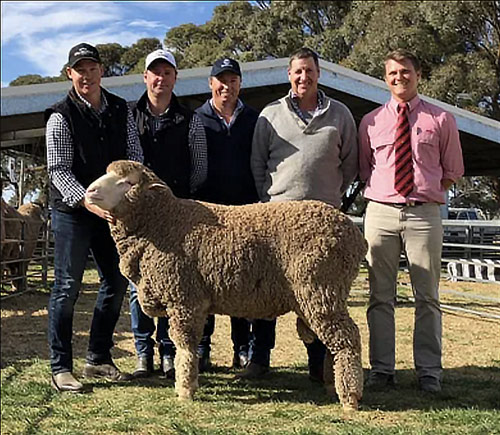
[118,180,135,188]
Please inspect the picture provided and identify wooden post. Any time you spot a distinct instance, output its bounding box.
[18,158,25,207]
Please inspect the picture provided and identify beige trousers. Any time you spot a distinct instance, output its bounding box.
[364,201,443,379]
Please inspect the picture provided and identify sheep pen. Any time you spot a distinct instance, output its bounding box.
[1,199,44,290]
[85,160,368,411]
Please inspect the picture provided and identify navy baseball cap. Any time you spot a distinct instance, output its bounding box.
[210,58,241,77]
[67,43,101,68]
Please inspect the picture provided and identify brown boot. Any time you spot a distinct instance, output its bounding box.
[51,372,84,393]
[83,361,133,381]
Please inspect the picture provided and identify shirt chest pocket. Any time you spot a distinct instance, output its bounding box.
[415,130,440,164]
[370,134,395,163]
[370,134,395,150]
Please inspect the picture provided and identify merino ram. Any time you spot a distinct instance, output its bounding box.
[85,160,367,411]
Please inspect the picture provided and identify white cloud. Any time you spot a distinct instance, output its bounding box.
[2,81,9,88]
[1,1,169,78]
[19,27,164,77]
[1,1,224,82]
[128,19,167,30]
[1,2,120,43]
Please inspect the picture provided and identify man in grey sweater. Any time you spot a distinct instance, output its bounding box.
[251,47,358,383]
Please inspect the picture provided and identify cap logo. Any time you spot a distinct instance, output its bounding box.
[74,47,94,57]
[222,59,231,66]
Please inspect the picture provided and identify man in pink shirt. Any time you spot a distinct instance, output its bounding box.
[359,49,464,393]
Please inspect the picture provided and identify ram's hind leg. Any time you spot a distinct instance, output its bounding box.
[326,312,363,412]
[300,296,363,411]
[167,309,207,400]
[296,316,335,395]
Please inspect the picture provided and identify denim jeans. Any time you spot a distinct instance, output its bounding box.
[48,209,128,375]
[129,283,215,359]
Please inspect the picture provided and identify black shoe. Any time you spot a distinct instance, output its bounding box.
[308,365,324,384]
[133,356,154,378]
[232,351,249,369]
[238,362,269,379]
[365,371,396,390]
[161,355,175,379]
[418,376,441,393]
[83,361,133,381]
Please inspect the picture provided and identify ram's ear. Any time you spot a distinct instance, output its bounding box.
[126,168,143,186]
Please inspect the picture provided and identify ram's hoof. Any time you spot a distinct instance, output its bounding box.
[342,394,359,412]
[176,389,194,401]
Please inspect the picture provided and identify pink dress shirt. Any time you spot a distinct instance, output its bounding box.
[359,95,464,204]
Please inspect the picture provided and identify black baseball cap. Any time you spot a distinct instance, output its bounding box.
[67,43,101,68]
[210,58,241,77]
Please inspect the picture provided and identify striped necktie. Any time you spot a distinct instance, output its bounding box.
[394,103,413,197]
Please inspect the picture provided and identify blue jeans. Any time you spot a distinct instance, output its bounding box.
[48,209,128,375]
[129,284,215,359]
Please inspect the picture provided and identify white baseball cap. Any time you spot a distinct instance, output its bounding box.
[145,49,177,70]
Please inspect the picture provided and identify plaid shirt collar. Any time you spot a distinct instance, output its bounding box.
[146,100,170,118]
[209,98,244,128]
[288,89,325,124]
[75,88,108,115]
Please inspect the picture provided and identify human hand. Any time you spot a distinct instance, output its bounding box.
[83,197,116,224]
[441,178,454,191]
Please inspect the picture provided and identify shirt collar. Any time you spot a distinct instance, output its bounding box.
[146,100,170,117]
[389,94,421,113]
[75,88,107,113]
[288,89,325,110]
[209,98,244,118]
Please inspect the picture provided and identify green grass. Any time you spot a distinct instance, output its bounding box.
[1,268,500,434]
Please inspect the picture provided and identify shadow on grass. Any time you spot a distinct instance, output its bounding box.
[360,366,500,412]
[87,363,500,412]
[1,278,135,370]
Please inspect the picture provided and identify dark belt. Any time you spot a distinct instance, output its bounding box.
[372,200,426,208]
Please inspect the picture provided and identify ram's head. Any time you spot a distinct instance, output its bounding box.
[85,160,165,215]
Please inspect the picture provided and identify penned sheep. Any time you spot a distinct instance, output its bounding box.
[86,160,367,411]
[1,200,44,289]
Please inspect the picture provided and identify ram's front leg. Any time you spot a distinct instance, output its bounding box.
[167,310,206,400]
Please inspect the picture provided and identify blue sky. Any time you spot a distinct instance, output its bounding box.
[1,1,231,87]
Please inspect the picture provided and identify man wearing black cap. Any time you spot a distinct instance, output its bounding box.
[194,57,276,378]
[45,42,144,392]
[128,48,211,379]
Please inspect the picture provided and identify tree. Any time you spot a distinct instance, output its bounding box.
[1,150,48,207]
[253,1,353,62]
[165,3,258,68]
[340,0,500,120]
[9,74,65,86]
[164,23,211,68]
[452,177,500,218]
[96,43,127,77]
[121,38,162,74]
